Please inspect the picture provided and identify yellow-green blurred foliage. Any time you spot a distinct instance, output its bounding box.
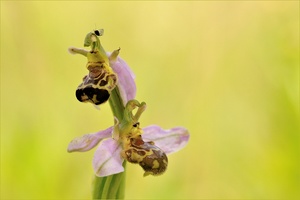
[1,1,299,199]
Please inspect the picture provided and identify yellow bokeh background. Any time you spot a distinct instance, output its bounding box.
[1,1,299,199]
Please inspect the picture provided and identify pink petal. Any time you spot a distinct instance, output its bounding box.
[107,52,136,105]
[142,126,190,155]
[67,126,113,152]
[93,138,124,177]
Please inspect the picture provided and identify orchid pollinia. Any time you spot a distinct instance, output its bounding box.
[68,29,189,198]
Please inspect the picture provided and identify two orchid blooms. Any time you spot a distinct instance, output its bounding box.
[67,29,189,177]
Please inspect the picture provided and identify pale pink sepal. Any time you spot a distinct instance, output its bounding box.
[108,52,136,105]
[93,138,124,177]
[67,127,113,152]
[142,126,190,155]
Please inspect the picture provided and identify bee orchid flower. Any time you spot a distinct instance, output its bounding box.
[68,100,190,177]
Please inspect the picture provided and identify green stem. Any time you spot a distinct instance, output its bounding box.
[108,87,125,120]
[92,86,126,199]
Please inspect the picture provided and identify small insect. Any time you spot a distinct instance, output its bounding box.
[94,29,104,36]
[75,29,118,105]
[121,122,168,176]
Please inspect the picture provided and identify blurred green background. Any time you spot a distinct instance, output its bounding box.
[1,1,299,199]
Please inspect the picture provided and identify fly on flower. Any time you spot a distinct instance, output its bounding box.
[68,100,190,177]
[94,29,104,36]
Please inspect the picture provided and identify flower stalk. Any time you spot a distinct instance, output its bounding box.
[93,87,126,199]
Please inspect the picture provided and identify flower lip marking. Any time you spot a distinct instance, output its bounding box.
[76,63,117,105]
[123,134,168,176]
